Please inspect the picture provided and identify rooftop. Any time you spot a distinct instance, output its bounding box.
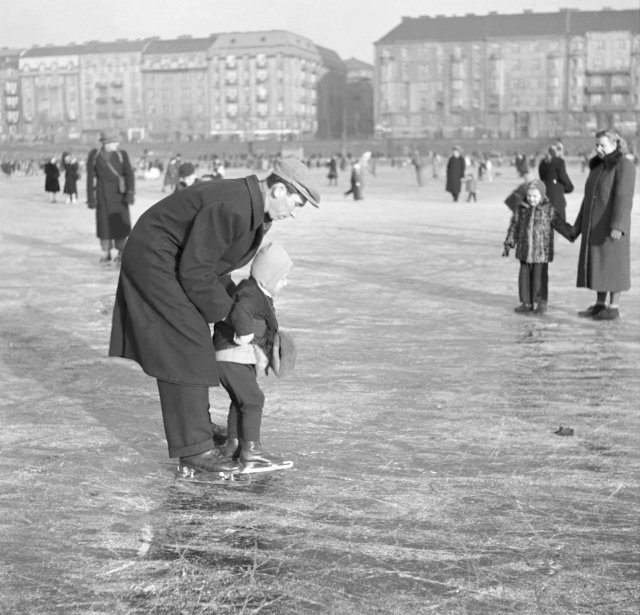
[376,8,640,44]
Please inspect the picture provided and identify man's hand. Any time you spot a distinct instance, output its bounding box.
[502,244,510,257]
[234,333,254,346]
[610,229,623,241]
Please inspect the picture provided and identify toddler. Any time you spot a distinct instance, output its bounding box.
[503,179,573,314]
[213,242,295,472]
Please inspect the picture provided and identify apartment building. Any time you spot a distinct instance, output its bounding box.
[6,30,361,143]
[141,36,213,140]
[374,8,640,139]
[208,30,322,141]
[0,48,21,139]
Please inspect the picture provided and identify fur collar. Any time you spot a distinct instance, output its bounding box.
[589,149,622,170]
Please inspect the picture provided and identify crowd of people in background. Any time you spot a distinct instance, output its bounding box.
[0,128,637,326]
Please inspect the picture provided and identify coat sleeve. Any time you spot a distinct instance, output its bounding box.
[122,150,135,195]
[610,158,635,235]
[558,159,574,194]
[86,150,97,205]
[505,210,519,247]
[227,288,263,337]
[177,202,245,323]
[551,210,574,241]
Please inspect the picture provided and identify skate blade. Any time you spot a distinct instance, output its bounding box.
[240,461,294,474]
[176,464,251,485]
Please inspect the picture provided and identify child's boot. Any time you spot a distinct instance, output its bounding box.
[240,440,286,470]
[220,437,240,460]
[514,303,533,313]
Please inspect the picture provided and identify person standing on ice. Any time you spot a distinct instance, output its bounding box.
[108,157,320,480]
[445,146,465,202]
[86,130,135,265]
[213,242,296,473]
[502,179,574,314]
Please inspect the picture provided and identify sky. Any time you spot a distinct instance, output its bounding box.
[2,0,637,63]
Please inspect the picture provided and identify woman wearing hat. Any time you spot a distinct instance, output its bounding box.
[86,130,135,264]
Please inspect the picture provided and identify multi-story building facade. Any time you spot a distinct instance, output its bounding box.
[374,8,640,139]
[345,58,374,137]
[208,31,322,141]
[316,46,346,139]
[19,44,85,140]
[8,30,361,143]
[80,39,149,140]
[141,36,213,140]
[0,48,21,140]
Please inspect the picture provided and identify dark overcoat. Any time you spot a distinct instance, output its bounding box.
[86,148,135,240]
[505,199,573,263]
[538,156,573,219]
[445,155,465,196]
[63,161,80,195]
[573,151,635,292]
[108,176,268,385]
[44,162,60,192]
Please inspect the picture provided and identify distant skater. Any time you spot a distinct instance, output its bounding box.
[62,153,80,203]
[344,160,363,200]
[445,147,465,202]
[538,142,573,220]
[44,157,60,202]
[465,173,477,202]
[327,155,338,186]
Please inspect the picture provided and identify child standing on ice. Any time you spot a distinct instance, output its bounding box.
[213,242,296,472]
[502,179,574,314]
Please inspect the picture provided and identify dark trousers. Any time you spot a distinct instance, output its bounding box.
[467,192,477,202]
[518,261,548,305]
[344,185,363,200]
[217,362,265,442]
[156,380,213,458]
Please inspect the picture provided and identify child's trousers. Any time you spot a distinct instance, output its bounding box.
[518,261,548,305]
[217,362,265,441]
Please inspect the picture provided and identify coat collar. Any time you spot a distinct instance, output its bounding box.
[244,175,268,231]
[589,149,622,170]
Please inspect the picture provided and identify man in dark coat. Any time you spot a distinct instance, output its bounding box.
[108,157,320,476]
[445,147,465,201]
[86,130,135,264]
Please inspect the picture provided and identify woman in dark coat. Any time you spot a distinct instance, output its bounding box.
[572,129,635,321]
[44,157,60,202]
[62,153,80,203]
[86,131,135,264]
[538,142,573,219]
[445,147,465,201]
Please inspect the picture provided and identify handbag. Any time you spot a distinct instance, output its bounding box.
[100,150,127,194]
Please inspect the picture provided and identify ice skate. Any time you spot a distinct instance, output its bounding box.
[176,447,250,485]
[239,440,293,474]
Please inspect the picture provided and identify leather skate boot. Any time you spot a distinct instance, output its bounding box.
[240,440,285,467]
[179,447,241,474]
[220,437,240,460]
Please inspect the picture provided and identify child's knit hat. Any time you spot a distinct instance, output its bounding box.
[250,242,293,295]
[526,179,547,199]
